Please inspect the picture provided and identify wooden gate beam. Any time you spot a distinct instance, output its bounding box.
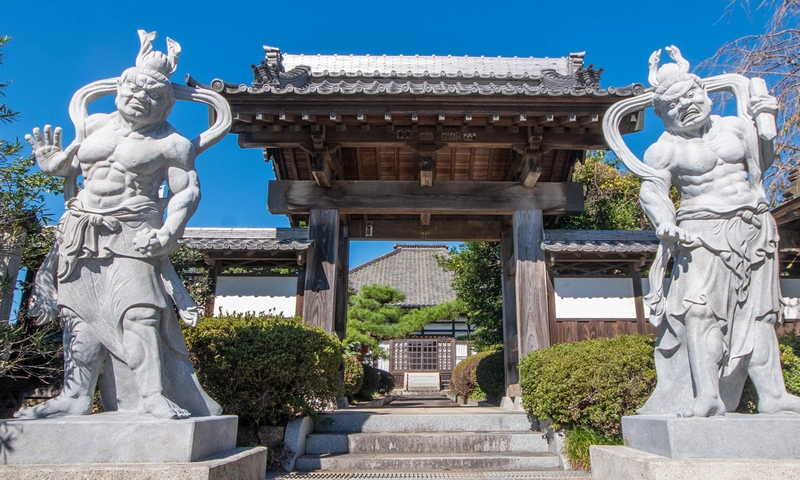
[268,180,583,216]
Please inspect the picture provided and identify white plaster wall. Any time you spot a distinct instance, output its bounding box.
[214,276,298,317]
[554,277,637,319]
[781,278,800,319]
[377,342,390,371]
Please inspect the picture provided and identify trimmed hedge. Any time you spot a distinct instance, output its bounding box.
[450,349,505,402]
[357,363,381,400]
[343,355,364,397]
[377,368,396,395]
[519,334,656,438]
[183,314,343,426]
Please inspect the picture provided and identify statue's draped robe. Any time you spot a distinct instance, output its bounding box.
[639,205,781,414]
[53,198,221,416]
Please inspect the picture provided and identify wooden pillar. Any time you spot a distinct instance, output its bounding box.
[500,223,520,394]
[295,267,306,318]
[334,224,350,340]
[629,263,647,334]
[205,262,220,317]
[547,269,558,345]
[303,209,339,333]
[513,210,550,359]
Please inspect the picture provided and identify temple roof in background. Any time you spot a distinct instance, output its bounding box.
[349,244,456,308]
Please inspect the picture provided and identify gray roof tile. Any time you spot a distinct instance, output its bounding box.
[349,244,456,308]
[180,227,310,251]
[542,229,659,253]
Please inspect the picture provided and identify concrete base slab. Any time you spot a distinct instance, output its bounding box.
[622,414,800,459]
[0,412,237,464]
[590,446,800,480]
[0,447,267,480]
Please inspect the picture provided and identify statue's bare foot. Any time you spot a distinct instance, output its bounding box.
[678,396,726,418]
[139,393,190,419]
[14,394,92,419]
[759,394,800,415]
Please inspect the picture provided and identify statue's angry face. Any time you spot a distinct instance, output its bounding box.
[115,70,175,124]
[654,78,711,133]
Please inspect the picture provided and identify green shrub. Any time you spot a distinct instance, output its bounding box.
[357,363,381,400]
[183,314,343,426]
[451,349,505,402]
[564,427,621,470]
[343,355,364,397]
[519,334,656,438]
[377,369,395,394]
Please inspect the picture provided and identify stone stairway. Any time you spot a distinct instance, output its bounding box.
[295,400,562,472]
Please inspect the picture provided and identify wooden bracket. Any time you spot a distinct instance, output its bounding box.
[520,151,542,188]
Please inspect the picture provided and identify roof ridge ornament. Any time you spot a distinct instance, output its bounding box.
[252,45,311,89]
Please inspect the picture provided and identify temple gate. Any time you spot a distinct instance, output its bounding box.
[201,48,645,397]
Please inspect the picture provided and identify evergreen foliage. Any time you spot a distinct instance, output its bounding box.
[343,355,364,397]
[183,313,343,426]
[558,151,652,230]
[519,334,657,438]
[0,36,63,310]
[357,363,382,400]
[450,349,505,402]
[438,243,503,351]
[345,284,462,362]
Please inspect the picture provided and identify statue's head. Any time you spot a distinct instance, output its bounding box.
[116,30,180,126]
[649,46,711,135]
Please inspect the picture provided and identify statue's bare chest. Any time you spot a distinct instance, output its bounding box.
[671,129,746,177]
[78,126,167,175]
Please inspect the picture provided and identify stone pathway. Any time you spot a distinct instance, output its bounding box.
[282,393,591,480]
[266,472,591,479]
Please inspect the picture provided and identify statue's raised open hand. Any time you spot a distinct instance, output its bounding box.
[24,125,79,174]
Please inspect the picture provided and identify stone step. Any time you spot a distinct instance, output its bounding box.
[295,452,562,472]
[314,412,537,433]
[305,431,550,455]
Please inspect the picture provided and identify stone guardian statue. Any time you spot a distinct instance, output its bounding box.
[603,46,800,417]
[16,30,231,420]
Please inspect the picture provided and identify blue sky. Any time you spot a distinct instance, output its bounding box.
[2,0,772,269]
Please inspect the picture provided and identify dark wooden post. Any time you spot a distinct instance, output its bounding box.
[295,267,306,318]
[205,262,220,317]
[303,209,339,333]
[629,263,647,334]
[334,223,350,340]
[513,210,550,358]
[500,223,520,394]
[547,269,558,345]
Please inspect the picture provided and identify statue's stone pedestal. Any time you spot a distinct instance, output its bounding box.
[622,414,800,459]
[0,413,267,480]
[590,414,800,479]
[590,446,800,480]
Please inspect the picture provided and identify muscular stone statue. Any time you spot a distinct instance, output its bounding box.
[16,31,231,420]
[604,46,800,417]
